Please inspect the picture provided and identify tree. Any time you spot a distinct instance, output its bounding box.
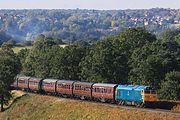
[119,27,157,56]
[18,48,30,66]
[23,40,33,46]
[0,81,12,112]
[50,41,89,80]
[22,37,60,78]
[0,31,11,46]
[158,71,180,100]
[175,34,180,45]
[128,40,180,86]
[159,29,180,42]
[80,37,128,83]
[0,44,21,112]
[5,40,16,47]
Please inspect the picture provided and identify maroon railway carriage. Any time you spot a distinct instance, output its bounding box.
[56,80,75,96]
[28,77,43,92]
[17,76,31,90]
[42,79,58,93]
[92,83,118,102]
[73,81,94,99]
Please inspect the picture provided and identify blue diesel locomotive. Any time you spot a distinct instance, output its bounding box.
[116,85,157,107]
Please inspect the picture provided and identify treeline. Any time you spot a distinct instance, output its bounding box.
[16,27,180,100]
[0,8,179,43]
[0,30,65,47]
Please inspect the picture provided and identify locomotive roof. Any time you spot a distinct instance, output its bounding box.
[117,85,151,91]
[93,83,118,87]
[57,80,75,84]
[73,81,94,86]
[43,79,58,82]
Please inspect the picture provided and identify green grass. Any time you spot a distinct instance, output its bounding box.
[0,44,67,53]
[0,46,32,53]
[0,93,179,120]
[12,46,32,53]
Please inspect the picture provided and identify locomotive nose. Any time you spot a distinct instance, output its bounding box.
[142,90,157,103]
[144,94,157,102]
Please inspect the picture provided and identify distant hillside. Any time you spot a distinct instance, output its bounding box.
[0,93,180,120]
[0,8,179,43]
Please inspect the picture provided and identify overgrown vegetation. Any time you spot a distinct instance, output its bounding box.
[0,43,21,111]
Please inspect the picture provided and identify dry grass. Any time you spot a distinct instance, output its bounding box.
[0,92,179,120]
[0,90,26,118]
[3,90,26,109]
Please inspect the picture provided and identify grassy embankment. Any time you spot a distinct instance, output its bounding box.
[3,91,26,110]
[0,90,25,117]
[0,92,179,120]
[0,45,68,53]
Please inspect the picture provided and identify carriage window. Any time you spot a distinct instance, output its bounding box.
[29,81,38,85]
[19,80,26,83]
[107,89,111,94]
[58,84,62,88]
[101,89,104,93]
[104,89,107,93]
[84,86,90,91]
[44,82,54,87]
[75,85,81,90]
[97,88,99,92]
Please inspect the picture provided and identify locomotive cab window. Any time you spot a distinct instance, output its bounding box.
[150,90,156,94]
[145,90,156,94]
[144,90,150,94]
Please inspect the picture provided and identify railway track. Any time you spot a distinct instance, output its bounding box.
[19,90,180,117]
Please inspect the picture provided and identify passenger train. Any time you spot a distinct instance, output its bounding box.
[12,76,157,107]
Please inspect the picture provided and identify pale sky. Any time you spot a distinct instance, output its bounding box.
[0,0,179,10]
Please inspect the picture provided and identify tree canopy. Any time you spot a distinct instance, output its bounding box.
[128,40,180,86]
[158,71,180,100]
[119,27,157,56]
[0,44,21,111]
[80,37,128,83]
[22,37,61,78]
